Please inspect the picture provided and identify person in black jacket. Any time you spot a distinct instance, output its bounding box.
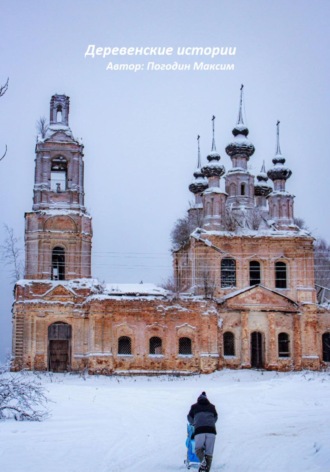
[187,391,218,472]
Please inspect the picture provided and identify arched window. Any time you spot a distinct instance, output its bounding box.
[221,258,236,288]
[179,337,192,355]
[149,337,162,355]
[118,336,132,355]
[275,261,287,289]
[51,157,67,192]
[229,183,236,196]
[278,333,290,357]
[223,332,235,356]
[241,183,246,196]
[52,247,65,280]
[249,261,261,286]
[322,333,330,362]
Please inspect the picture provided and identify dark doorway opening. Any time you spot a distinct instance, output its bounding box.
[251,332,264,368]
[48,322,71,372]
[322,333,330,362]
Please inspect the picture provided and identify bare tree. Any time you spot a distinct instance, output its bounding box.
[36,116,49,139]
[0,78,8,97]
[0,224,24,283]
[0,78,9,162]
[171,215,194,250]
[294,217,309,230]
[0,363,49,421]
[161,274,179,294]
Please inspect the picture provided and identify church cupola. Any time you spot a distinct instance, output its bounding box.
[201,115,225,187]
[201,116,227,230]
[225,85,255,223]
[267,121,295,229]
[189,135,208,196]
[254,161,272,212]
[267,121,292,190]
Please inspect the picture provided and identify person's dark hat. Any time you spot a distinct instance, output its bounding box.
[198,391,207,401]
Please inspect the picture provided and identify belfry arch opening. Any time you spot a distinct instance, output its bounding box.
[48,322,71,372]
[56,105,62,123]
[51,157,67,192]
[52,246,65,280]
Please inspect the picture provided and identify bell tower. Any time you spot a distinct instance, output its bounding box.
[25,94,92,280]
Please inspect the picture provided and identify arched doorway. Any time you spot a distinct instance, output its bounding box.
[48,322,71,372]
[251,332,264,368]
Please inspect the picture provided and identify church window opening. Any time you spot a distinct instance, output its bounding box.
[322,333,330,362]
[51,157,67,192]
[118,336,132,355]
[149,337,162,355]
[56,105,62,123]
[241,183,246,196]
[249,261,261,285]
[275,261,287,289]
[179,337,192,355]
[221,258,236,288]
[278,332,290,357]
[52,246,65,280]
[223,332,235,356]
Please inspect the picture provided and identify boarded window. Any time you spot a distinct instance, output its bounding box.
[179,337,192,355]
[275,261,287,289]
[221,258,236,288]
[250,261,261,285]
[149,337,162,355]
[51,157,67,192]
[52,246,65,280]
[322,333,330,362]
[118,336,132,355]
[278,332,290,357]
[223,332,235,356]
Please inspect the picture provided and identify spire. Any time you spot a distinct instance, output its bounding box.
[237,84,244,126]
[211,115,216,151]
[275,120,282,156]
[226,85,255,159]
[197,134,201,168]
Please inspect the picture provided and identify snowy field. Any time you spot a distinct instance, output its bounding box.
[1,370,330,472]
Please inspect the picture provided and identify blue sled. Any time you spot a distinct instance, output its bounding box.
[184,423,200,469]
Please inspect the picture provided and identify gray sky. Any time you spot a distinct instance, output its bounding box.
[0,0,330,360]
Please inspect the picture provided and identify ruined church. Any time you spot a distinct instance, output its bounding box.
[12,90,330,373]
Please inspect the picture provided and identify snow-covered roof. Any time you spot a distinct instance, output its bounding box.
[103,283,168,297]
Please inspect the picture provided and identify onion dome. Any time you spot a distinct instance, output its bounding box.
[267,121,292,182]
[189,135,208,194]
[201,116,225,178]
[225,85,255,159]
[254,161,272,196]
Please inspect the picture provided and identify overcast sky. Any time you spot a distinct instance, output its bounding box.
[0,0,329,360]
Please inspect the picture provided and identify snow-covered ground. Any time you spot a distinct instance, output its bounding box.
[1,370,330,472]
